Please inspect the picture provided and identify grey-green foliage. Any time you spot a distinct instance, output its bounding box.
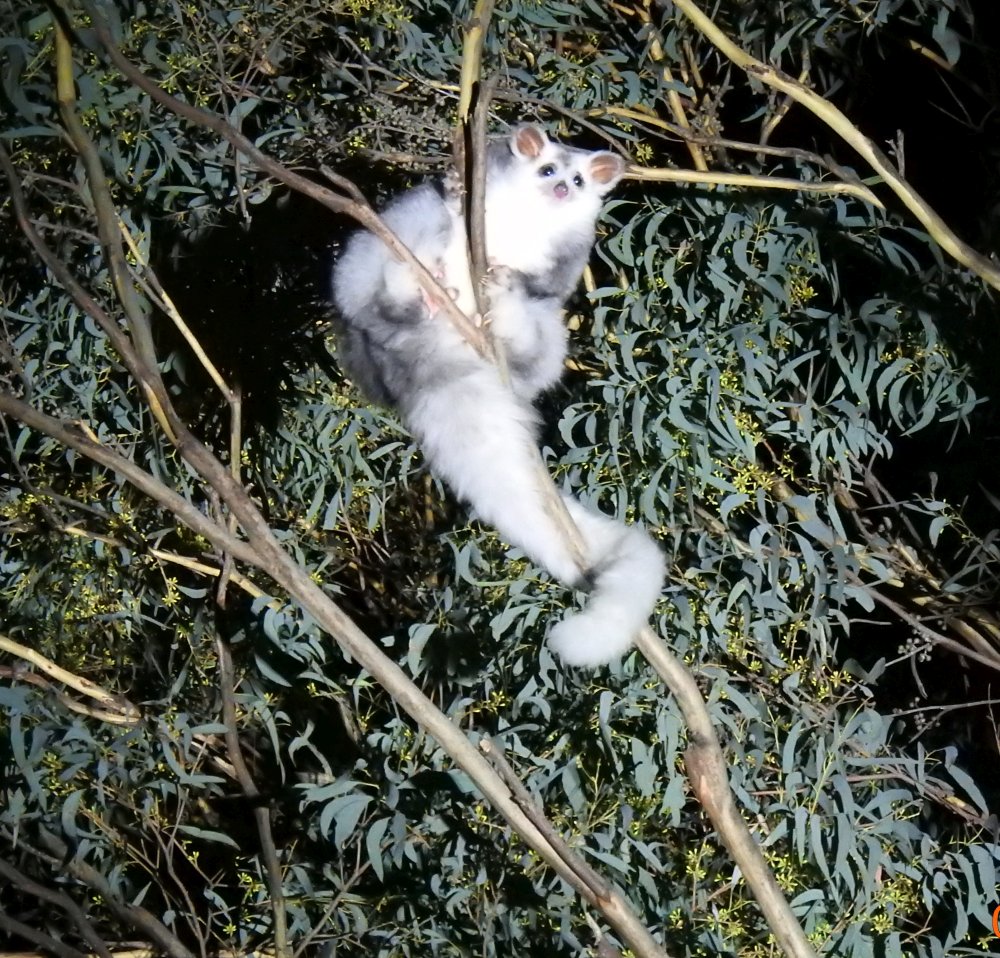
[1,0,998,956]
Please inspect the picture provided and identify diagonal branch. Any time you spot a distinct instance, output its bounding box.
[0,388,675,958]
[1,147,674,958]
[0,633,139,725]
[13,8,814,957]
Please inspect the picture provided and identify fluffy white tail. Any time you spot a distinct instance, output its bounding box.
[404,365,664,666]
[547,496,665,666]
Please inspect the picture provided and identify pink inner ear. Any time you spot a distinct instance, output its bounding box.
[514,125,546,159]
[589,153,624,185]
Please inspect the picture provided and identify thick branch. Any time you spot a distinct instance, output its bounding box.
[635,629,818,958]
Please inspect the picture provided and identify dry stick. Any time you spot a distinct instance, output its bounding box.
[635,630,817,958]
[663,63,709,172]
[454,0,497,297]
[61,517,270,603]
[1,153,673,958]
[0,665,138,724]
[455,40,589,575]
[114,218,245,604]
[454,16,655,948]
[0,633,139,723]
[456,0,495,128]
[464,74,495,323]
[760,51,811,146]
[215,635,290,958]
[440,12,815,957]
[630,0,708,172]
[668,0,1000,293]
[455,0,497,339]
[479,738,611,902]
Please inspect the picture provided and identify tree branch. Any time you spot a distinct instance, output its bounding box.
[33,828,197,958]
[214,634,289,958]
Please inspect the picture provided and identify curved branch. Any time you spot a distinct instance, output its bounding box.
[632,164,881,205]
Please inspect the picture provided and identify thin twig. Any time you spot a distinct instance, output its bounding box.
[215,635,289,957]
[631,164,881,205]
[52,17,174,440]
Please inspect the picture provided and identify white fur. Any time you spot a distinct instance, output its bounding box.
[335,184,453,319]
[332,126,663,666]
[547,498,666,666]
[406,364,664,666]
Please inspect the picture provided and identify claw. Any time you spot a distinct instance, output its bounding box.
[442,169,464,214]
